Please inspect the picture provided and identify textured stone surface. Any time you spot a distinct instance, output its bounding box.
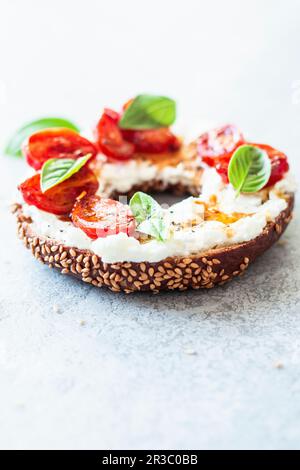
[1,0,300,450]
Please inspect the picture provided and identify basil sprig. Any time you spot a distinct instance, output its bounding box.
[40,155,91,193]
[228,145,271,195]
[5,117,80,158]
[129,192,169,241]
[119,94,176,130]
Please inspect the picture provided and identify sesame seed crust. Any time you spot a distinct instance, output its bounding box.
[13,194,294,294]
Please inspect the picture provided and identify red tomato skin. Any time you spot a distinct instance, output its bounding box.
[198,125,289,187]
[23,128,98,171]
[198,124,244,164]
[95,103,181,159]
[121,128,181,154]
[203,142,289,187]
[198,125,244,183]
[103,108,120,123]
[95,112,135,161]
[71,195,136,239]
[18,168,99,216]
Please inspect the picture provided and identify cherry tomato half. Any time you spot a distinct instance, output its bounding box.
[121,128,181,154]
[199,130,289,187]
[198,124,245,167]
[95,110,135,161]
[23,128,98,171]
[71,195,136,239]
[19,167,99,216]
[95,100,181,159]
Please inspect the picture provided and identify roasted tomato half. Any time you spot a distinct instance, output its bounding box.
[19,167,99,216]
[198,124,245,170]
[198,124,290,186]
[23,128,98,171]
[198,124,245,183]
[95,109,135,161]
[71,195,136,239]
[95,101,181,159]
[121,128,181,154]
[249,143,289,187]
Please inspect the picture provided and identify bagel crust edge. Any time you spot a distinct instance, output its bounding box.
[12,194,294,293]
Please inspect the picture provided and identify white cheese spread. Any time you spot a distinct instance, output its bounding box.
[97,159,197,195]
[21,169,294,263]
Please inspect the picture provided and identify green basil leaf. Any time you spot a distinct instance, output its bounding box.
[228,144,271,195]
[41,155,91,193]
[5,117,80,158]
[129,191,161,224]
[129,191,169,241]
[138,216,169,242]
[119,94,176,130]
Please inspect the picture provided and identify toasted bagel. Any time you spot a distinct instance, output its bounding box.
[13,194,294,293]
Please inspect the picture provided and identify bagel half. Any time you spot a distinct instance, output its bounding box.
[13,194,294,293]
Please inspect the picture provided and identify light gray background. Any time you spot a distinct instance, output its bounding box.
[0,0,300,450]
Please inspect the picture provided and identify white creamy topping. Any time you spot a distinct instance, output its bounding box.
[272,172,297,193]
[98,160,196,195]
[22,170,293,263]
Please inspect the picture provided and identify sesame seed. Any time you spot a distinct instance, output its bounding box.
[129,269,137,277]
[167,269,175,276]
[190,263,199,269]
[140,263,146,272]
[111,287,121,292]
[92,255,98,266]
[164,262,172,269]
[76,264,82,273]
[148,267,154,277]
